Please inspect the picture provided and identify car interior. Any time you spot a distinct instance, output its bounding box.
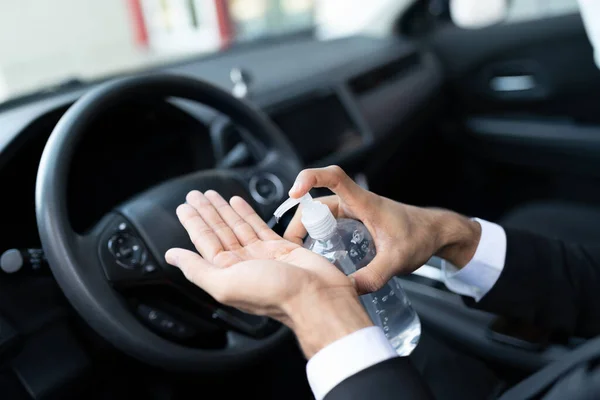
[1,1,600,399]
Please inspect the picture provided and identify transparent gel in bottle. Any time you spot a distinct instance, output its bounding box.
[274,194,421,355]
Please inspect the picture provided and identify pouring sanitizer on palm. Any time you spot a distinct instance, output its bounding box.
[274,194,420,355]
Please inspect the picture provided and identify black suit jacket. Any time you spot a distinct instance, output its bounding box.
[325,228,600,400]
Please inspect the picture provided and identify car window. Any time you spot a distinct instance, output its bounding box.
[448,0,581,31]
[505,0,580,23]
[0,0,412,104]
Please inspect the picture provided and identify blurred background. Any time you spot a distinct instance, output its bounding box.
[0,0,408,102]
[0,0,580,102]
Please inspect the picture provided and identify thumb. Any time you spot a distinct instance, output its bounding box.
[165,248,221,292]
[350,255,394,295]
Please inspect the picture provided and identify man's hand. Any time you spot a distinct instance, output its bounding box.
[165,190,373,358]
[285,166,482,294]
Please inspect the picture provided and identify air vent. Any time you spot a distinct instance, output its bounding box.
[348,52,421,96]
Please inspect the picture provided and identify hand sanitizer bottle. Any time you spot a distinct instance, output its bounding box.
[274,194,421,355]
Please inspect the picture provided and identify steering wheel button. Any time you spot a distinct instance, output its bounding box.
[249,173,284,205]
[108,233,146,269]
[160,319,175,329]
[258,181,274,196]
[176,325,187,335]
[143,264,157,273]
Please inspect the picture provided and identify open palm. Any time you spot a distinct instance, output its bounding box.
[165,190,351,324]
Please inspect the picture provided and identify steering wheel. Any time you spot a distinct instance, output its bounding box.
[35,75,303,371]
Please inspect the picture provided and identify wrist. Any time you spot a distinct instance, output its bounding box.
[284,288,373,358]
[434,211,481,269]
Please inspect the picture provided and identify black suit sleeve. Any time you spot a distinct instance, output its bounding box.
[467,227,600,337]
[324,357,433,400]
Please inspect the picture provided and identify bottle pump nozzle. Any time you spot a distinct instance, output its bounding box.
[273,194,337,240]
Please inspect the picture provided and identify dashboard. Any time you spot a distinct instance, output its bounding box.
[0,35,443,251]
[269,89,364,164]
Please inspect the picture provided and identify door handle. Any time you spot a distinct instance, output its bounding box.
[490,75,537,92]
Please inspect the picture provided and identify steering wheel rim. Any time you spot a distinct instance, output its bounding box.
[35,74,302,371]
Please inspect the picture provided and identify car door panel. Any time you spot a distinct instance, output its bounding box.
[397,9,600,371]
[431,13,600,165]
[400,278,572,373]
[463,116,600,176]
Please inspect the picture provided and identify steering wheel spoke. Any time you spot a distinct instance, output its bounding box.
[211,115,269,168]
[85,213,168,288]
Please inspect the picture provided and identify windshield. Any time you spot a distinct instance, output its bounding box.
[0,0,411,103]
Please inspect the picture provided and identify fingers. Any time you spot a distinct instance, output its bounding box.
[186,190,241,251]
[176,203,224,261]
[283,196,341,245]
[283,204,307,245]
[350,255,394,295]
[165,248,221,292]
[230,196,281,241]
[204,190,260,246]
[289,166,367,205]
[177,190,280,263]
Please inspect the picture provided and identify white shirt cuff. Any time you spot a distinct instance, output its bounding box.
[442,218,507,301]
[306,326,397,400]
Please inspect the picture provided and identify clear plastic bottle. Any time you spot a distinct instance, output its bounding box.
[274,194,421,356]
